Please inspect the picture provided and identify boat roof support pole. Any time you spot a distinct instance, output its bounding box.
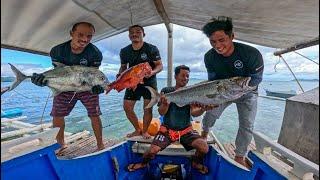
[167,24,173,87]
[153,0,173,86]
[274,37,319,56]
[279,55,305,93]
[293,51,319,65]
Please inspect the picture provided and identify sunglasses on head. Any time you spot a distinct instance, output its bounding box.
[210,16,232,22]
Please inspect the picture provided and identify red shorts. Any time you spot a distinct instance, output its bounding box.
[50,91,101,117]
[151,125,201,151]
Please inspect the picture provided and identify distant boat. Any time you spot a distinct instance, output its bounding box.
[1,108,23,118]
[265,89,297,99]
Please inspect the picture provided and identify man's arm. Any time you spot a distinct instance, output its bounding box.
[146,45,163,78]
[146,60,163,78]
[207,71,217,81]
[116,64,128,78]
[248,51,264,87]
[158,93,169,116]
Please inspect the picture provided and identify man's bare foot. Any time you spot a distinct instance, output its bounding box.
[97,144,105,151]
[192,161,209,174]
[201,131,208,140]
[127,163,147,172]
[142,132,151,139]
[234,156,251,169]
[56,144,68,156]
[126,130,141,138]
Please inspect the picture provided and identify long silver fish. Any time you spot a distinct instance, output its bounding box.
[8,63,109,96]
[145,77,256,108]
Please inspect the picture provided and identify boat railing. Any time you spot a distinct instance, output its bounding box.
[253,131,319,179]
[1,128,59,162]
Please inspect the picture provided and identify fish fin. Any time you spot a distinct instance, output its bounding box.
[8,63,28,91]
[105,85,113,94]
[52,61,66,67]
[1,86,10,95]
[206,94,218,99]
[145,86,160,109]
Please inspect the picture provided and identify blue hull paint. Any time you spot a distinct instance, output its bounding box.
[1,141,286,180]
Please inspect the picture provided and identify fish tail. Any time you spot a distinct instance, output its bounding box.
[8,63,28,91]
[145,86,160,109]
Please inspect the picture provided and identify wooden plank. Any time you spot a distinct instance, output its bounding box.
[1,116,27,123]
[1,128,59,162]
[56,136,120,159]
[2,120,36,129]
[1,123,52,140]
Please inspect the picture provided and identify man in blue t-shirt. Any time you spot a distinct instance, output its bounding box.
[201,16,264,168]
[117,25,163,139]
[31,22,105,151]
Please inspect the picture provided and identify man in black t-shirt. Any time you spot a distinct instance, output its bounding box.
[201,16,264,168]
[127,65,213,174]
[30,22,105,151]
[117,25,163,139]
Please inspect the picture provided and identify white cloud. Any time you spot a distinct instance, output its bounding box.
[1,63,51,77]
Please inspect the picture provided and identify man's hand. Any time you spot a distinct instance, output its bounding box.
[144,71,154,79]
[91,85,104,94]
[159,93,169,106]
[31,73,47,87]
[191,103,218,111]
[158,93,170,115]
[190,103,218,117]
[116,73,121,79]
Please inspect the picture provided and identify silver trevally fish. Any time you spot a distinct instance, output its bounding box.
[145,76,256,108]
[8,63,109,96]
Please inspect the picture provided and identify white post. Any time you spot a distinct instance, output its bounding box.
[167,23,173,87]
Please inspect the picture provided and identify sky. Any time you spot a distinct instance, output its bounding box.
[1,24,319,81]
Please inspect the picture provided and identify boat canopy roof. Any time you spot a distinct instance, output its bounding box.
[1,0,319,55]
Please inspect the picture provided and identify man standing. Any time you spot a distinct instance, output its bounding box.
[118,25,163,139]
[201,17,264,167]
[31,22,105,151]
[127,65,212,174]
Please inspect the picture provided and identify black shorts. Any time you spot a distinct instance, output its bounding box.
[124,82,157,101]
[151,129,201,151]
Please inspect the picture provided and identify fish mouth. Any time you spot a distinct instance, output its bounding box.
[103,80,110,86]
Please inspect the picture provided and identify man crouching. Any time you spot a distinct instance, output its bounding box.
[127,65,214,174]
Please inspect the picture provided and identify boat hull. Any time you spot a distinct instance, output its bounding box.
[1,141,287,180]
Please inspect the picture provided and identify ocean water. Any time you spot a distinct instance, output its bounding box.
[1,79,318,143]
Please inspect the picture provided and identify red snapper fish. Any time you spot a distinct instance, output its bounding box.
[106,62,152,94]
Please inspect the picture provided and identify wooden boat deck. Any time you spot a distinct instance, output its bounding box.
[56,135,122,159]
[56,132,239,160]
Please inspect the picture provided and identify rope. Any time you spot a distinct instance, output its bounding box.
[68,92,77,104]
[12,89,41,102]
[273,57,281,72]
[279,55,305,92]
[39,92,51,126]
[293,51,319,65]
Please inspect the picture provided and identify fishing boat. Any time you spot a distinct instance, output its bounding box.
[1,108,23,118]
[265,89,297,99]
[1,0,319,179]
